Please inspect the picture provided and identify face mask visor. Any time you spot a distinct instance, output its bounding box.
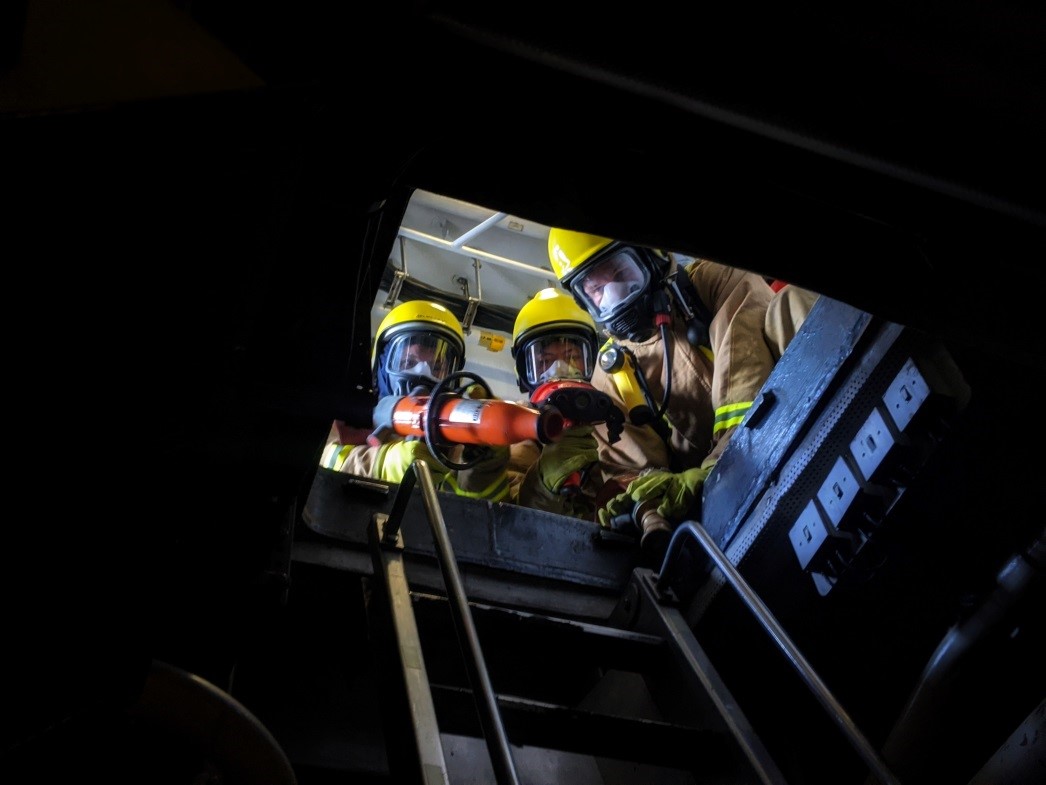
[570,248,650,324]
[522,332,595,389]
[381,332,462,395]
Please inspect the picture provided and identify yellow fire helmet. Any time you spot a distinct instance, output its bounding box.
[548,226,678,341]
[372,300,466,396]
[547,227,615,288]
[511,288,599,393]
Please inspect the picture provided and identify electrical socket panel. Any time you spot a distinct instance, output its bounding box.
[883,357,930,432]
[789,500,830,571]
[850,407,896,484]
[817,456,862,530]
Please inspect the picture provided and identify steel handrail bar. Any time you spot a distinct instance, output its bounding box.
[657,521,902,785]
[409,460,521,785]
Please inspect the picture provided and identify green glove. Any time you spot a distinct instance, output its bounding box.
[597,466,711,527]
[377,438,448,484]
[538,425,597,493]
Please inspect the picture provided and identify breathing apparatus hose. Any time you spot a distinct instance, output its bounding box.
[654,318,672,421]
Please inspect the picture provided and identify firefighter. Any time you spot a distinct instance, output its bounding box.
[319,300,511,502]
[547,228,776,544]
[508,288,603,520]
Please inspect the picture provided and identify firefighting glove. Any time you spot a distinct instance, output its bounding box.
[597,466,712,528]
[376,438,449,484]
[537,425,597,494]
[452,444,512,501]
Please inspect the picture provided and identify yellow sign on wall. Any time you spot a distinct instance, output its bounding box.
[478,332,506,352]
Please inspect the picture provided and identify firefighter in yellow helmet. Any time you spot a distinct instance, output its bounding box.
[507,288,606,519]
[548,228,776,551]
[320,300,512,502]
[370,299,466,398]
[511,287,599,393]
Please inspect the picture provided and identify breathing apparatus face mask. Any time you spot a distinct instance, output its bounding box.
[377,332,462,397]
[519,332,595,392]
[570,247,665,342]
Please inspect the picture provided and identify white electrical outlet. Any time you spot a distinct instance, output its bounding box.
[883,358,930,432]
[789,500,830,570]
[850,407,896,483]
[818,457,860,528]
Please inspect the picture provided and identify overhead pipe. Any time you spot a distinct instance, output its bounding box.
[452,211,507,247]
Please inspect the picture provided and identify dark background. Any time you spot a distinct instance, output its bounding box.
[4,1,1044,779]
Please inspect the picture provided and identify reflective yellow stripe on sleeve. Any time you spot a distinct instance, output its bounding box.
[320,443,355,472]
[713,401,753,434]
[442,473,511,503]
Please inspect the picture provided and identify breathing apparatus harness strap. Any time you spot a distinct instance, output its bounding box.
[664,257,712,353]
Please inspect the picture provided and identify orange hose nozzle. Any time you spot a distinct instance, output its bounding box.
[388,396,564,445]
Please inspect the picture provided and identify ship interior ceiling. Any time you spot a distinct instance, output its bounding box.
[5,2,1046,785]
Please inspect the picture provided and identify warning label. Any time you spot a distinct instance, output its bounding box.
[478,332,506,352]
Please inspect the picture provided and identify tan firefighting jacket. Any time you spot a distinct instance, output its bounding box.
[589,258,775,483]
[764,284,820,361]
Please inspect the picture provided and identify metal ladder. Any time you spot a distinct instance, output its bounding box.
[365,460,902,785]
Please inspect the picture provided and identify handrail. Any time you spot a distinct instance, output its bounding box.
[411,460,522,785]
[398,226,555,280]
[657,521,903,785]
